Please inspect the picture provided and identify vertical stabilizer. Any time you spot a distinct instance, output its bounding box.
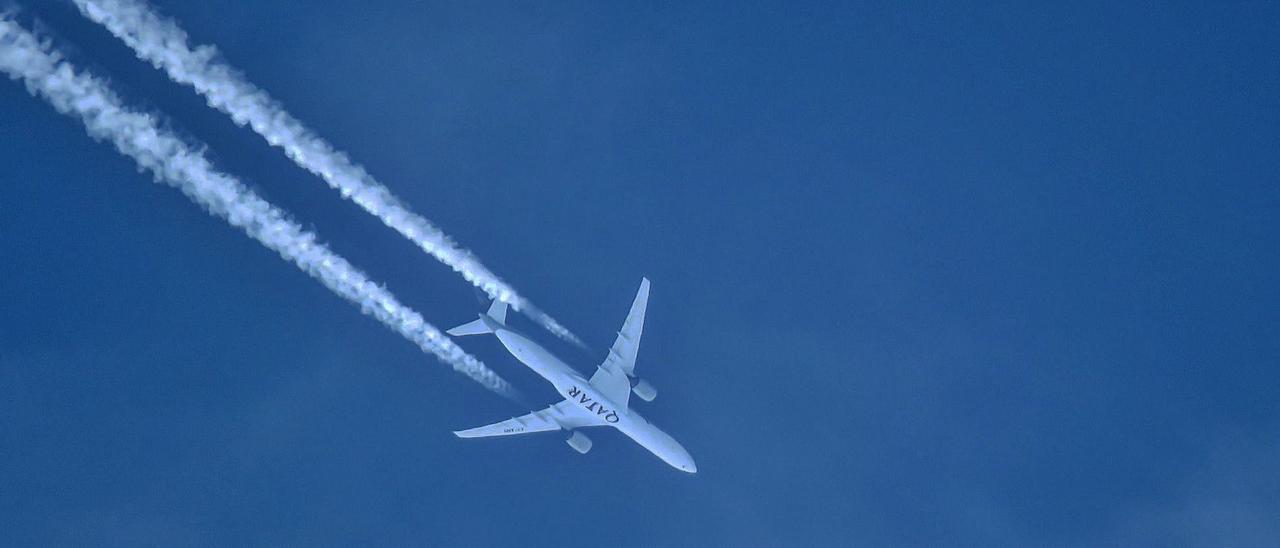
[487,299,508,325]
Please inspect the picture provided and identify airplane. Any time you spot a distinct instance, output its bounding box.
[447,278,697,473]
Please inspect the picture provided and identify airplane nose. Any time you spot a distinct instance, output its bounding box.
[681,455,698,474]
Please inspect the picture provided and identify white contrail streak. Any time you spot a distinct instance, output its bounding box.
[72,0,586,349]
[0,16,517,399]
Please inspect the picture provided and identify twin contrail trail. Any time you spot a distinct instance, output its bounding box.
[71,0,586,349]
[0,15,517,399]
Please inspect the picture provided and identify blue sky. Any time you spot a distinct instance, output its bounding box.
[2,1,1278,545]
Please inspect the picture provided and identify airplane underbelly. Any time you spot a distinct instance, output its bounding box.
[497,331,574,381]
[616,418,691,468]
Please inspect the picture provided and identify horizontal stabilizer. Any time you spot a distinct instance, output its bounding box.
[447,299,510,336]
[447,318,491,337]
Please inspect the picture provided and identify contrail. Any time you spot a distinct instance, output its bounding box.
[72,0,586,349]
[0,15,518,399]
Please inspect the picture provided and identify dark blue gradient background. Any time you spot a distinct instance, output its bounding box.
[2,1,1278,545]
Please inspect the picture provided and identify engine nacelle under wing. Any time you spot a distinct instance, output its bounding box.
[630,377,657,402]
[565,430,593,454]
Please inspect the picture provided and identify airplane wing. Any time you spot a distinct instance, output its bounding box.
[589,277,650,406]
[453,400,600,438]
[588,366,632,409]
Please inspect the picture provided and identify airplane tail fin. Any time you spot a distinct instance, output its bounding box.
[447,300,508,336]
[486,299,508,324]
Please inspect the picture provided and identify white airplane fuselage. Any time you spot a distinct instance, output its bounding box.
[492,324,697,473]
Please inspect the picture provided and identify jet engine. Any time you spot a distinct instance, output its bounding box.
[629,376,657,402]
[565,430,593,454]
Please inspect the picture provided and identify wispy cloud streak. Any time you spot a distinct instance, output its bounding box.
[0,15,517,398]
[72,0,585,348]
